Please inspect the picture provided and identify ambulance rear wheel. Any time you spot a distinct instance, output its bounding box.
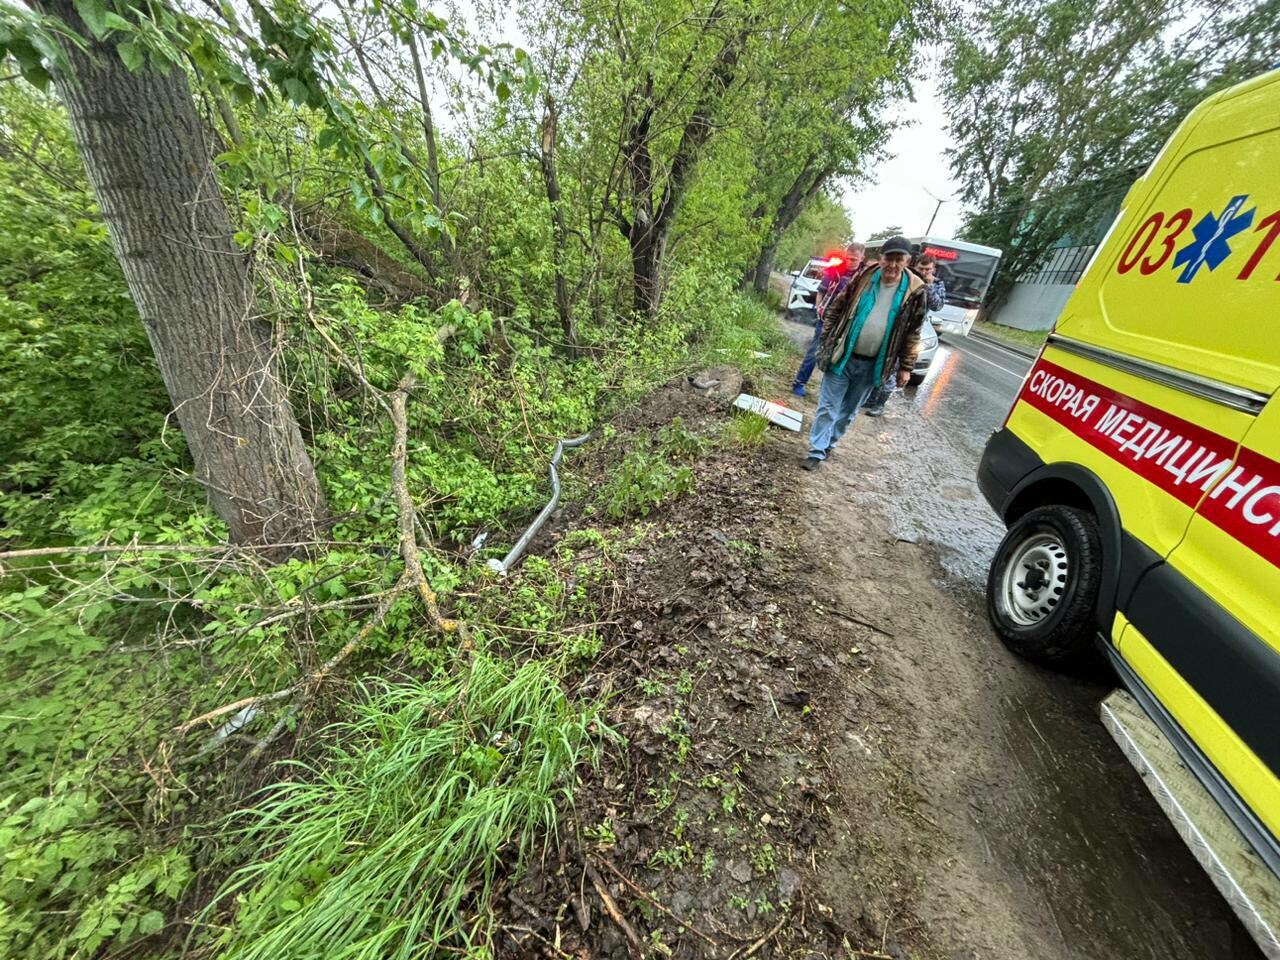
[987,505,1102,666]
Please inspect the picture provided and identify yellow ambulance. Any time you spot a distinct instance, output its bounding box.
[978,68,1280,952]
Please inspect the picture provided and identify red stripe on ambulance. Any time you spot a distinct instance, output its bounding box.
[1017,358,1280,567]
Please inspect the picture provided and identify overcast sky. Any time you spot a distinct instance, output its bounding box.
[840,74,965,242]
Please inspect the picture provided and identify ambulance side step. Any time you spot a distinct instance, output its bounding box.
[1101,689,1280,959]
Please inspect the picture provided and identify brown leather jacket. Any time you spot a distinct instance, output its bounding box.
[817,261,927,378]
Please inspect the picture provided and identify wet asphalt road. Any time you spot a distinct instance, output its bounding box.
[779,312,1264,959]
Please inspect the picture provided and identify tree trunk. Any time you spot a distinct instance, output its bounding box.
[539,94,577,351]
[750,160,831,295]
[741,201,767,290]
[40,0,327,545]
[630,226,664,319]
[620,27,747,319]
[751,238,780,295]
[406,33,444,214]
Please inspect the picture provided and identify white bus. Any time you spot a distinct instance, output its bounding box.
[865,236,1003,337]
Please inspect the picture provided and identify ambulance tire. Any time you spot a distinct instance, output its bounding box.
[987,505,1102,666]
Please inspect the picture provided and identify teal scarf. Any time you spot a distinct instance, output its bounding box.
[832,269,909,382]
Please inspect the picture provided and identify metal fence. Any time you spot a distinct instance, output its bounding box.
[1021,244,1097,285]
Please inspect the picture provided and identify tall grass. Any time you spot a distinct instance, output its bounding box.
[212,652,606,960]
[723,412,770,449]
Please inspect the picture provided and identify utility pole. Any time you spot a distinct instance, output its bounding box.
[924,189,953,236]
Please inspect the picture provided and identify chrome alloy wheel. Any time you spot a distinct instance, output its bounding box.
[998,531,1069,626]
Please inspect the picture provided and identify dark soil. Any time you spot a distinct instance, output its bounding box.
[491,353,1251,960]
[493,370,936,959]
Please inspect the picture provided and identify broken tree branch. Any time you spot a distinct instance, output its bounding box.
[0,540,361,563]
[173,574,413,737]
[586,863,644,960]
[820,603,895,638]
[594,857,719,947]
[728,912,788,960]
[390,370,458,635]
[173,333,463,754]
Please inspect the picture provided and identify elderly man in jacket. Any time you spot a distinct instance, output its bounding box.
[800,236,928,471]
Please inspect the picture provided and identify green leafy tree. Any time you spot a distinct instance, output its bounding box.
[775,192,854,271]
[941,0,1280,308]
[23,0,328,545]
[737,0,928,292]
[867,223,904,240]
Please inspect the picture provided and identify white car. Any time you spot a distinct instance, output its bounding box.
[910,317,939,384]
[786,257,834,319]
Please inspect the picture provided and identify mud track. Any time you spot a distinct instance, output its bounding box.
[496,362,1255,959]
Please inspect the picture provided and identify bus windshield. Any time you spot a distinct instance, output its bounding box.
[920,244,1000,308]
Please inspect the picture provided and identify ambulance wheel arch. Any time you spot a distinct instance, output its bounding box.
[999,462,1126,637]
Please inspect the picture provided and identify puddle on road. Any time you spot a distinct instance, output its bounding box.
[840,402,1006,585]
[786,325,1263,959]
[982,674,1248,958]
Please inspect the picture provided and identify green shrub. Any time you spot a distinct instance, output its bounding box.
[599,450,695,519]
[0,788,192,959]
[723,411,770,449]
[658,416,704,461]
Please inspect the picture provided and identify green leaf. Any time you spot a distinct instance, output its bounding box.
[72,0,108,39]
[137,910,165,936]
[316,127,340,151]
[283,77,309,105]
[116,40,143,72]
[102,11,134,32]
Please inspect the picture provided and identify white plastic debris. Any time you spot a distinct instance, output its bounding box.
[733,393,803,431]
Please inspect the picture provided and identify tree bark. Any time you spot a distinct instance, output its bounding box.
[749,161,831,294]
[40,0,327,544]
[538,94,577,351]
[621,27,747,319]
[406,32,443,214]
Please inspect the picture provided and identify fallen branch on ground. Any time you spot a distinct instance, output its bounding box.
[728,912,788,960]
[586,863,644,960]
[820,603,895,638]
[0,540,364,563]
[594,856,719,947]
[173,573,414,737]
[172,352,465,755]
[389,370,459,636]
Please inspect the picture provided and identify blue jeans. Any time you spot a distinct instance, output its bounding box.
[793,317,823,388]
[865,376,894,410]
[807,358,878,459]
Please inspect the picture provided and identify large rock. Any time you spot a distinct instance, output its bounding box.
[686,364,744,404]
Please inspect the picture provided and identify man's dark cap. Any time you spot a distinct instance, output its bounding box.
[880,236,912,256]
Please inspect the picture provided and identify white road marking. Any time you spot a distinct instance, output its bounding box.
[970,334,1037,362]
[947,338,1029,379]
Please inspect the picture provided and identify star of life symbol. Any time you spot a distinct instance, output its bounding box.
[1172,194,1255,283]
